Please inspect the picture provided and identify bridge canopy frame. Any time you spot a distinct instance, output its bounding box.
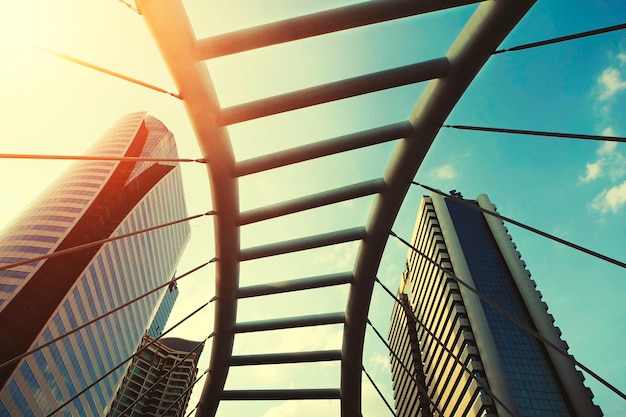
[134,1,536,416]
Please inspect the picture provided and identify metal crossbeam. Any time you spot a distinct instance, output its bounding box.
[239,227,366,261]
[239,179,386,225]
[218,59,449,126]
[235,122,412,177]
[230,350,342,366]
[195,0,482,59]
[234,312,345,333]
[221,389,341,400]
[238,272,354,298]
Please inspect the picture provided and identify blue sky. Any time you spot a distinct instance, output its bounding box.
[0,0,625,416]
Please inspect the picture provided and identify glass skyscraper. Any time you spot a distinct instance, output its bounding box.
[388,193,601,417]
[106,335,202,417]
[0,112,190,416]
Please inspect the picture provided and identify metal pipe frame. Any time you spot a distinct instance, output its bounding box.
[136,1,536,416]
[230,350,342,366]
[341,1,535,415]
[194,0,482,59]
[237,272,354,298]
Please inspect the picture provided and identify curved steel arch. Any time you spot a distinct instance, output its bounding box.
[136,1,535,416]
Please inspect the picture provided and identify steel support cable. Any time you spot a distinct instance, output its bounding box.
[441,124,626,144]
[0,153,206,163]
[362,365,397,417]
[388,231,626,401]
[373,279,519,417]
[37,47,181,99]
[117,0,141,14]
[494,22,626,54]
[366,320,444,417]
[46,302,214,417]
[0,260,216,371]
[0,211,216,272]
[156,367,210,417]
[117,336,210,417]
[413,182,626,270]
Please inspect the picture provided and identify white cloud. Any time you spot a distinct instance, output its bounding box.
[618,52,626,66]
[431,164,457,180]
[598,141,617,156]
[591,180,626,213]
[598,67,626,100]
[601,126,616,137]
[310,243,357,270]
[368,352,390,372]
[579,161,603,183]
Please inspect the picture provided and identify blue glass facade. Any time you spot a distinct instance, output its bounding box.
[0,112,190,416]
[147,285,179,338]
[446,199,571,417]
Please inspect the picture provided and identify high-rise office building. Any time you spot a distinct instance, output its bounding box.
[107,335,202,417]
[0,112,190,416]
[388,193,601,417]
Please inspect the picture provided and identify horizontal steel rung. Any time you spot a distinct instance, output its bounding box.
[230,350,342,366]
[235,122,412,177]
[218,58,449,125]
[195,0,481,59]
[235,312,345,333]
[221,389,341,400]
[239,178,386,225]
[239,227,366,261]
[238,272,354,298]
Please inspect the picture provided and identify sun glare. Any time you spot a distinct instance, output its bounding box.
[0,2,68,84]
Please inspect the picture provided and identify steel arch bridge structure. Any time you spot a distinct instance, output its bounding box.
[134,1,536,416]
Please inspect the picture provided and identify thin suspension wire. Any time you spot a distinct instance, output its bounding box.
[0,153,206,163]
[373,279,520,417]
[117,0,141,14]
[389,231,626,401]
[157,368,211,417]
[362,365,397,417]
[366,320,444,417]
[37,47,182,99]
[0,260,216,371]
[442,124,626,143]
[47,302,213,417]
[116,336,210,417]
[413,182,626,270]
[494,22,626,54]
[185,404,199,417]
[0,211,216,272]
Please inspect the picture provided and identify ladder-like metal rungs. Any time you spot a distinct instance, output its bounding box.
[195,0,481,59]
[235,122,413,177]
[221,389,341,400]
[234,312,345,333]
[239,179,386,225]
[238,272,354,298]
[239,227,366,261]
[218,58,449,125]
[230,350,342,366]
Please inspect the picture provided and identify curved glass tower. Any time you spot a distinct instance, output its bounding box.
[0,112,190,416]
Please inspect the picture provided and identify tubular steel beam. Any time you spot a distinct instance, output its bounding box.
[237,272,354,298]
[230,350,342,366]
[135,2,240,417]
[239,179,386,225]
[340,1,537,417]
[234,312,345,333]
[221,389,341,400]
[194,0,482,59]
[235,122,412,177]
[239,227,366,262]
[218,59,449,126]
